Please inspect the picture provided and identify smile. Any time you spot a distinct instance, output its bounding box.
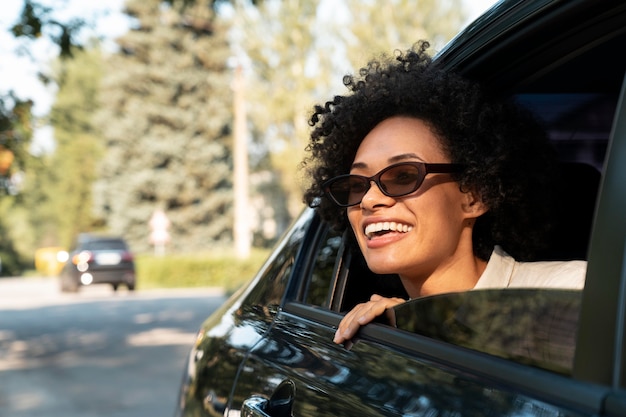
[364,222,413,239]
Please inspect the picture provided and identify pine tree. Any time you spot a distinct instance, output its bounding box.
[92,0,235,253]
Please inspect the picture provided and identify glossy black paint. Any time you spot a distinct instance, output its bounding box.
[237,309,589,417]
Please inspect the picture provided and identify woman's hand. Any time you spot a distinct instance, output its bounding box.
[334,294,406,344]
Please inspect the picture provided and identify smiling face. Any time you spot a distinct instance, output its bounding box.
[347,116,488,296]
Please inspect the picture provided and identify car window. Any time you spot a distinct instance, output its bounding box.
[298,227,408,312]
[390,289,581,375]
[513,93,611,262]
[238,211,311,322]
[82,239,128,251]
[303,227,343,308]
[517,93,614,171]
[338,249,407,312]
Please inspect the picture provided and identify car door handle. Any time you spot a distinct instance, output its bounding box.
[242,396,270,417]
[242,380,295,417]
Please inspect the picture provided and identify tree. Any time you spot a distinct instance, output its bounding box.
[0,95,33,191]
[9,0,85,58]
[7,0,227,58]
[0,95,35,274]
[2,0,470,263]
[92,0,235,253]
[234,0,468,218]
[0,65,94,269]
[2,0,253,266]
[47,47,105,248]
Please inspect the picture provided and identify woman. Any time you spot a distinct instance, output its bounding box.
[301,41,586,345]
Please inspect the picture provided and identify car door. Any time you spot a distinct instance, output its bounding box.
[228,234,614,417]
[175,211,316,417]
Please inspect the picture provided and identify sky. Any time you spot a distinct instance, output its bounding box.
[0,0,128,116]
[0,0,498,152]
[0,0,129,153]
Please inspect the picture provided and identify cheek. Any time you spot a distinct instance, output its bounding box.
[347,209,367,245]
[409,190,466,228]
[347,207,360,228]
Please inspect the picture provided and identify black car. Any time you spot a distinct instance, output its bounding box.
[176,1,626,416]
[59,234,136,292]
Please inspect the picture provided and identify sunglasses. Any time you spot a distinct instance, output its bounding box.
[323,162,463,207]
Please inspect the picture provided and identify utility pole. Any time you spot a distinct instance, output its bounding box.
[232,63,251,258]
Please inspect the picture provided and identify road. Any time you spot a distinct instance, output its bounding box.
[0,277,228,417]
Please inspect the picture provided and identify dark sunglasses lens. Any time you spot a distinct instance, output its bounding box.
[380,164,423,196]
[328,177,369,206]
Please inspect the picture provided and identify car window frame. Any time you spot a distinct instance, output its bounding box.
[282,300,609,414]
[575,72,626,388]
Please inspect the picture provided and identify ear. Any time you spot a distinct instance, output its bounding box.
[461,190,489,218]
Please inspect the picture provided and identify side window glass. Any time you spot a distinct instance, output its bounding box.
[301,226,409,311]
[516,93,612,262]
[239,212,311,322]
[391,288,581,375]
[341,257,408,312]
[240,253,294,322]
[303,227,343,308]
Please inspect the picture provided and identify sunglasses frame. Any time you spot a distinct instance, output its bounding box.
[323,162,464,207]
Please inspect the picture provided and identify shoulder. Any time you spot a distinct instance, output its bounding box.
[475,246,586,290]
[510,258,587,289]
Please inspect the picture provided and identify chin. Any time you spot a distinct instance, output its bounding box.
[364,258,402,276]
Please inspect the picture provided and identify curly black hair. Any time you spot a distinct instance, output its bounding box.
[302,41,558,261]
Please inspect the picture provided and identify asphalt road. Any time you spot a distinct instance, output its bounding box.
[0,277,228,417]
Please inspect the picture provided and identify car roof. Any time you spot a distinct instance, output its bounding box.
[75,234,128,247]
[435,0,626,95]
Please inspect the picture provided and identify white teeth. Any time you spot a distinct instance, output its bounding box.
[364,222,413,238]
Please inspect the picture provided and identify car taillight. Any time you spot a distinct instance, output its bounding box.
[72,250,93,265]
[121,251,134,262]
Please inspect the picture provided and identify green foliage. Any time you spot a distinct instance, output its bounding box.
[10,0,85,58]
[4,154,53,257]
[0,93,37,272]
[0,207,24,276]
[135,248,270,293]
[0,94,34,180]
[0,47,106,271]
[93,0,236,254]
[48,47,105,248]
[2,0,471,272]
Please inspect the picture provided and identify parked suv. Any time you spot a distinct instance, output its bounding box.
[59,234,136,292]
[176,1,626,417]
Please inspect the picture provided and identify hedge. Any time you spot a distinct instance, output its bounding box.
[135,248,271,293]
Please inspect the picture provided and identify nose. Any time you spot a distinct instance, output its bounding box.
[359,180,396,210]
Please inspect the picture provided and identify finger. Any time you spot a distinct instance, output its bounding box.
[356,301,391,324]
[334,296,407,344]
[334,303,367,343]
[334,299,391,343]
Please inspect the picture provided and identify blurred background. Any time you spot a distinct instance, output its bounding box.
[0,0,492,287]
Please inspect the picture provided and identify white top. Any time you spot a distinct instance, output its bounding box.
[473,246,586,290]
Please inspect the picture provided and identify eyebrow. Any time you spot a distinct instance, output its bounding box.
[351,153,425,170]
